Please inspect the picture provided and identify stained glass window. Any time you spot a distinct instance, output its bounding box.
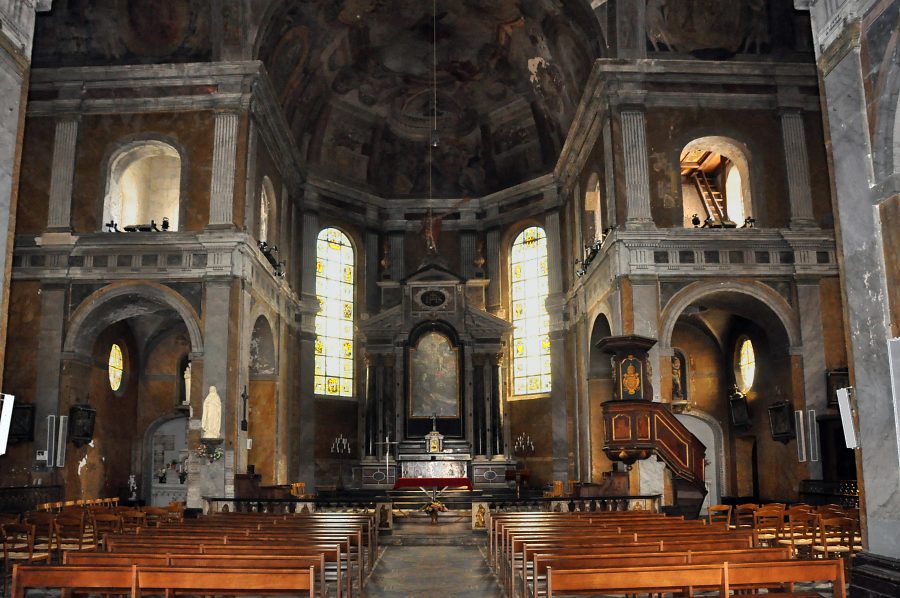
[737,337,756,392]
[314,228,354,397]
[109,343,124,392]
[511,226,551,396]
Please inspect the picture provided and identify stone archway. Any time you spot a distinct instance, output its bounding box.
[60,282,202,502]
[659,280,802,502]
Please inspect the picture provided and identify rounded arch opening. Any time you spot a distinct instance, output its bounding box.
[258,177,277,244]
[679,136,753,228]
[250,315,277,376]
[584,172,603,243]
[103,140,182,231]
[661,282,801,503]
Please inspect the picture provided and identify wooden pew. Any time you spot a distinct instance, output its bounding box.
[546,563,727,598]
[62,552,329,598]
[544,559,847,598]
[12,564,134,598]
[527,547,791,598]
[134,566,315,598]
[727,559,846,598]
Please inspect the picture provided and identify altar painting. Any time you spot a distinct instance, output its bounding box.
[409,332,459,418]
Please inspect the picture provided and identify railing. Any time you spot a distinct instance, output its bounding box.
[0,485,63,514]
[799,479,859,508]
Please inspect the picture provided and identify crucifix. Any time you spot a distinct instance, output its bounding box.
[374,434,400,482]
[431,413,438,432]
[418,197,474,256]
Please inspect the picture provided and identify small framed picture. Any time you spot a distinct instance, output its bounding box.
[767,401,795,443]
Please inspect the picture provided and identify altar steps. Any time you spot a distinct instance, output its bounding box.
[386,487,483,511]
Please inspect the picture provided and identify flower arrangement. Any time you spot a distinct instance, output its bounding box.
[196,442,224,462]
[422,500,447,523]
[422,501,447,514]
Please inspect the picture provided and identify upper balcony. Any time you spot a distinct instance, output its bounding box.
[574,226,838,297]
[11,231,299,310]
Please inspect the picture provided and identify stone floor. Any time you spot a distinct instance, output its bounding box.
[364,544,501,597]
[363,514,501,597]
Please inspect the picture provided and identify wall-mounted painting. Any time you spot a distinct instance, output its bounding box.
[409,332,459,418]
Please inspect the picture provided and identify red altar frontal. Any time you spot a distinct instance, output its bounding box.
[393,477,473,491]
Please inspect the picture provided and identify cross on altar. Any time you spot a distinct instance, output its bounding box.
[374,435,399,480]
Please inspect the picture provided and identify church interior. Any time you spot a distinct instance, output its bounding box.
[0,0,899,596]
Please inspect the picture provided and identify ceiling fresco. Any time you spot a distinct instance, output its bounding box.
[256,0,601,197]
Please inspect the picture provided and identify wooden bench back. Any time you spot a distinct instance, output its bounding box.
[134,566,314,598]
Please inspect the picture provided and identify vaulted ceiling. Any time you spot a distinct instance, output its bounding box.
[255,0,602,197]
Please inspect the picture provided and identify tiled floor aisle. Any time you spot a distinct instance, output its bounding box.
[365,544,502,598]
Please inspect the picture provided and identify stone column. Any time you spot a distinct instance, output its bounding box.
[300,210,320,296]
[388,232,404,282]
[296,209,320,485]
[464,346,475,450]
[479,356,490,457]
[545,210,570,481]
[364,355,378,457]
[365,225,380,313]
[46,117,79,231]
[486,228,501,314]
[819,36,900,559]
[208,111,240,227]
[459,209,477,279]
[621,109,654,227]
[490,353,504,457]
[780,110,817,229]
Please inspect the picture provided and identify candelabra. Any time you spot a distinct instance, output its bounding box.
[331,434,352,490]
[513,433,535,497]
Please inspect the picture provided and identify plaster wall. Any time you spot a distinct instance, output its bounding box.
[61,112,216,233]
[247,378,277,485]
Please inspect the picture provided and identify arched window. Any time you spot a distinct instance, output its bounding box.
[314,228,354,397]
[735,336,756,393]
[679,137,752,228]
[103,141,181,231]
[108,343,124,392]
[510,226,551,397]
[259,177,276,243]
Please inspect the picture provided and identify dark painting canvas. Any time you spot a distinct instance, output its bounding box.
[409,332,459,418]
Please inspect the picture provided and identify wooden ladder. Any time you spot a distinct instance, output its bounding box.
[691,170,728,227]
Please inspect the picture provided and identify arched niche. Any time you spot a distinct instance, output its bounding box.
[588,313,615,479]
[584,172,603,243]
[258,177,277,243]
[679,136,753,228]
[103,140,182,231]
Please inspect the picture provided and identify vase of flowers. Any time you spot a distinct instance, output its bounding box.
[196,441,224,463]
[422,500,447,524]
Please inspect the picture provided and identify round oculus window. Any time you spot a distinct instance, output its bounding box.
[735,337,756,393]
[109,343,124,392]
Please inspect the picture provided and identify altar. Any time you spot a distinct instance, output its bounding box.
[358,263,517,489]
[398,452,470,479]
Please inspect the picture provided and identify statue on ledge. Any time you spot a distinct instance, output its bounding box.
[201,385,222,439]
